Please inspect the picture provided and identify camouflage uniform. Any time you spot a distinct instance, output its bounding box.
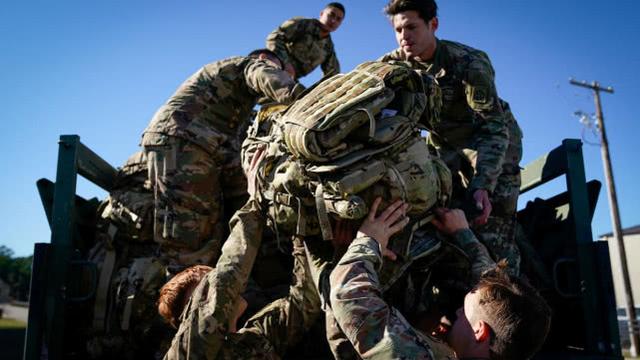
[380,39,523,274]
[329,230,495,359]
[88,152,173,359]
[266,17,340,79]
[141,56,304,265]
[163,199,322,359]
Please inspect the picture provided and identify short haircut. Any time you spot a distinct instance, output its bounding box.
[326,2,346,15]
[247,48,284,69]
[157,265,213,328]
[476,263,552,359]
[385,0,438,23]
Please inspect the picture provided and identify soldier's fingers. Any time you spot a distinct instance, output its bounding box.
[382,248,398,261]
[483,198,492,216]
[389,216,410,234]
[473,211,489,226]
[451,209,465,218]
[473,217,484,226]
[431,217,444,231]
[380,200,404,221]
[434,207,447,217]
[479,202,491,223]
[368,197,382,221]
[385,203,409,226]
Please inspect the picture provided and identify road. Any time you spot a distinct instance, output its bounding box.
[0,303,28,323]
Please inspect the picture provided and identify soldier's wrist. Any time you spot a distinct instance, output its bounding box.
[351,236,383,257]
[452,228,478,248]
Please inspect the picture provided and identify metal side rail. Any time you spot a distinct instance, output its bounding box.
[25,135,117,360]
[522,139,621,359]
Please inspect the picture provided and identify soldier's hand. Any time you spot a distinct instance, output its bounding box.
[472,189,492,226]
[357,198,409,258]
[431,208,470,235]
[247,146,266,199]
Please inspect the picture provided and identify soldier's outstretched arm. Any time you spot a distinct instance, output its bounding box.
[163,199,266,360]
[330,236,439,359]
[245,58,305,104]
[329,199,438,359]
[431,208,496,281]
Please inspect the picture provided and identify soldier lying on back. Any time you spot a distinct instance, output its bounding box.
[330,199,552,359]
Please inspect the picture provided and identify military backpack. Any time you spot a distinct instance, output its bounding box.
[242,61,451,241]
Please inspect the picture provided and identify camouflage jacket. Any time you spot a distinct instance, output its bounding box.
[380,39,516,193]
[329,231,495,359]
[142,56,304,153]
[164,199,269,359]
[266,17,340,79]
[451,228,496,282]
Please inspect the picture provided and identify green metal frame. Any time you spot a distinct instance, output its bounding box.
[24,135,116,360]
[521,139,621,359]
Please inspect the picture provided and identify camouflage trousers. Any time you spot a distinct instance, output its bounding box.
[143,134,248,265]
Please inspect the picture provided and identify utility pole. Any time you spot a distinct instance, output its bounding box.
[570,78,639,357]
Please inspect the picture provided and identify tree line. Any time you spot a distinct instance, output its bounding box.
[0,245,32,301]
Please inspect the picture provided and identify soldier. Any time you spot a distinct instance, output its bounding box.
[380,0,524,275]
[160,148,323,359]
[141,49,304,268]
[266,2,345,79]
[329,199,551,359]
[85,50,303,359]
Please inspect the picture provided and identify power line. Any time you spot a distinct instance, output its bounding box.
[569,78,639,357]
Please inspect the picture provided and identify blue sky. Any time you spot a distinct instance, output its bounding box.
[1,0,639,256]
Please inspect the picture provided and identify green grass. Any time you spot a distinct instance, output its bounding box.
[0,318,26,329]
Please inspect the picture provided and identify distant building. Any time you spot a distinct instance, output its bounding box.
[0,278,10,302]
[601,225,640,349]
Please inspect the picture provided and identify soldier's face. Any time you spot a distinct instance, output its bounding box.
[392,11,438,61]
[319,6,344,33]
[447,289,490,357]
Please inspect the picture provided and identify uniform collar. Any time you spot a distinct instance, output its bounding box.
[403,38,445,77]
[413,38,447,77]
